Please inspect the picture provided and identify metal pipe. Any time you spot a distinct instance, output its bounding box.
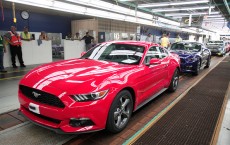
[223,0,230,15]
[116,1,178,22]
[189,14,192,26]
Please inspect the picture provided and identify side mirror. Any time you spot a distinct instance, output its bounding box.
[149,58,161,65]
[81,51,86,57]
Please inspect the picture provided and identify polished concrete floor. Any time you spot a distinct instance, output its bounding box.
[0,56,229,145]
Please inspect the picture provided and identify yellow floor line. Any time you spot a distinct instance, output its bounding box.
[0,75,24,81]
[0,69,31,74]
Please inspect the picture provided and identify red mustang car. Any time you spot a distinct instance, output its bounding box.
[18,41,180,133]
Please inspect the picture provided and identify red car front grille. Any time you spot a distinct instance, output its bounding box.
[19,85,65,108]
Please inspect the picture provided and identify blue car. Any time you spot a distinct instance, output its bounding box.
[170,42,211,75]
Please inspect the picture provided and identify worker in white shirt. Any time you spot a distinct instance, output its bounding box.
[145,33,153,42]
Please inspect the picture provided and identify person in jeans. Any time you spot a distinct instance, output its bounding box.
[4,26,26,68]
[0,35,7,72]
[81,32,94,51]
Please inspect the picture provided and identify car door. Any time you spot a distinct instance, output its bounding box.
[137,46,169,104]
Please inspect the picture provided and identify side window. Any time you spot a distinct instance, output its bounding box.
[144,46,162,64]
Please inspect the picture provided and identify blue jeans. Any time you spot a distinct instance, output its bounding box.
[0,50,4,70]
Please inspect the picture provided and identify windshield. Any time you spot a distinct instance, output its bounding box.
[207,41,223,46]
[81,43,145,65]
[171,43,201,52]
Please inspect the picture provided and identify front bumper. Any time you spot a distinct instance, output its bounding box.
[180,62,198,73]
[18,110,102,134]
[210,50,224,56]
[18,87,113,133]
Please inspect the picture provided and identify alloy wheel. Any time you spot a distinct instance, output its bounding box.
[172,71,179,90]
[113,96,131,129]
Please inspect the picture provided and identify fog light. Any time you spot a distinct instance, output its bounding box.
[69,118,94,127]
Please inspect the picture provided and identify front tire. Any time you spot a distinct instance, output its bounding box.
[106,90,133,133]
[204,56,211,68]
[168,69,179,92]
[193,60,201,76]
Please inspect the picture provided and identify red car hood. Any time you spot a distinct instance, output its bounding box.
[20,59,136,94]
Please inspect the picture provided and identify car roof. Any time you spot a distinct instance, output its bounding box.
[100,40,160,48]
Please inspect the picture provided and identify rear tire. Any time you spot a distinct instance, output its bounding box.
[106,90,133,133]
[168,69,179,92]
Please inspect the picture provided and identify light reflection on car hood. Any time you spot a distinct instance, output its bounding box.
[20,59,137,93]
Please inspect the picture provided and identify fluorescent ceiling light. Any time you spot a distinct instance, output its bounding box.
[138,0,209,8]
[207,15,223,18]
[6,0,211,34]
[165,12,219,16]
[5,0,54,7]
[152,6,215,12]
[118,0,137,1]
[205,18,225,20]
[204,22,227,23]
[65,0,180,26]
[66,0,134,15]
[204,20,226,22]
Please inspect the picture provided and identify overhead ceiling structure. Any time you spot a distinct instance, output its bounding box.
[4,0,229,35]
[114,0,229,34]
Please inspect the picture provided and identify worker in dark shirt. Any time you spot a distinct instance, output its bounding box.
[81,32,94,51]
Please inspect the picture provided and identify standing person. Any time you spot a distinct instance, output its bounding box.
[39,31,49,40]
[20,26,32,41]
[145,33,153,42]
[81,32,94,51]
[65,32,72,40]
[74,32,81,40]
[175,34,182,42]
[0,35,7,72]
[4,26,26,68]
[160,34,170,49]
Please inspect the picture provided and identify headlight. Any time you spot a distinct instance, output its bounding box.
[71,90,109,102]
[218,48,223,51]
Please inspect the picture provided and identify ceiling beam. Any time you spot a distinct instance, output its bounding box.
[165,12,219,16]
[115,0,179,22]
[223,0,230,15]
[152,6,215,12]
[138,0,209,8]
